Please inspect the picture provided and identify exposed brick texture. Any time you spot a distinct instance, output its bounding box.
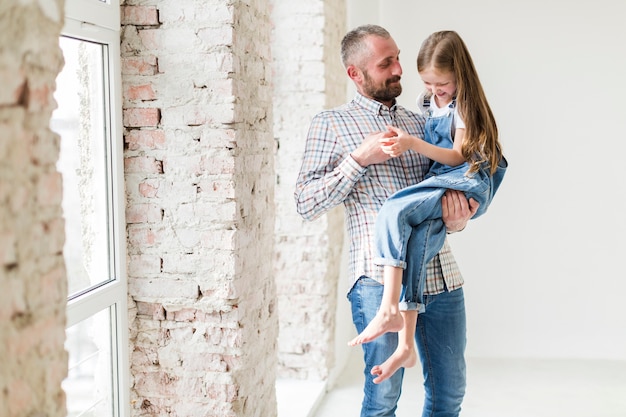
[271,0,347,380]
[123,0,278,416]
[122,5,160,26]
[2,0,347,415]
[0,1,68,417]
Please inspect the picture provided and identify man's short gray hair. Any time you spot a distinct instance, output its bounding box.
[340,24,391,68]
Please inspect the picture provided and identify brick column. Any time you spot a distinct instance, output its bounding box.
[0,1,68,416]
[271,0,347,380]
[122,1,278,416]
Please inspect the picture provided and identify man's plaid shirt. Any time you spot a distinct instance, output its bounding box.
[295,93,464,294]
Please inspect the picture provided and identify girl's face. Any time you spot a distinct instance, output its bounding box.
[419,66,457,106]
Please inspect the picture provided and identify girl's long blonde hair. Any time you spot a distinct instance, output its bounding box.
[417,31,502,174]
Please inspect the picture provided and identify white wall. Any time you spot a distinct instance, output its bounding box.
[348,0,626,360]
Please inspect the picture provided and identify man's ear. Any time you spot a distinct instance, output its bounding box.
[346,65,362,83]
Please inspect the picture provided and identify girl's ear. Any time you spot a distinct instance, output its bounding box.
[347,65,362,83]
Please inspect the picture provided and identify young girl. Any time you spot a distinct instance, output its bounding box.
[348,30,508,383]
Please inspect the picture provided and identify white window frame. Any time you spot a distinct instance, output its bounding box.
[66,0,120,31]
[60,0,129,415]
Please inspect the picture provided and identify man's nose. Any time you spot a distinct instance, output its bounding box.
[392,60,402,76]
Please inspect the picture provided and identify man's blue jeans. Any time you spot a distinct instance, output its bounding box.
[348,277,467,417]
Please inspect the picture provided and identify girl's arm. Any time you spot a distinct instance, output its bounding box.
[382,125,466,167]
[296,115,395,221]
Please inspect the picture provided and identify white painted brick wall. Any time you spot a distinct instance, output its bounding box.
[0,1,68,416]
[272,0,347,380]
[123,1,278,416]
[2,0,348,415]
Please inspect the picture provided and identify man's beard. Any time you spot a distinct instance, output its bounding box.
[362,72,402,103]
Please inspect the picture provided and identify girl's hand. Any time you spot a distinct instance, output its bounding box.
[380,138,401,157]
[380,125,421,157]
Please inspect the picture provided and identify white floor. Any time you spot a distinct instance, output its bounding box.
[289,353,626,417]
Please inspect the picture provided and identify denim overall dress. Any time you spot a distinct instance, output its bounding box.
[374,98,508,310]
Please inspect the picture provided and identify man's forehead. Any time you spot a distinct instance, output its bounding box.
[365,35,400,59]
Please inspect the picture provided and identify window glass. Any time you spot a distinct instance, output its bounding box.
[52,36,112,298]
[63,306,115,417]
[53,23,128,416]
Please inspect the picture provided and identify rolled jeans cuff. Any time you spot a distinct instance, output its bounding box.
[399,300,425,313]
[373,257,406,269]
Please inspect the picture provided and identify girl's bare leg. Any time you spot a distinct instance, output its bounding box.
[370,310,418,384]
[348,265,404,346]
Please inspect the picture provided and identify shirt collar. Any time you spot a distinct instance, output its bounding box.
[354,93,397,116]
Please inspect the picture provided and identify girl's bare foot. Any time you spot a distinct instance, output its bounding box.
[370,344,417,384]
[348,310,404,346]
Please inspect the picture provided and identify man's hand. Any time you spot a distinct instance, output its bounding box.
[442,190,479,233]
[351,131,396,167]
